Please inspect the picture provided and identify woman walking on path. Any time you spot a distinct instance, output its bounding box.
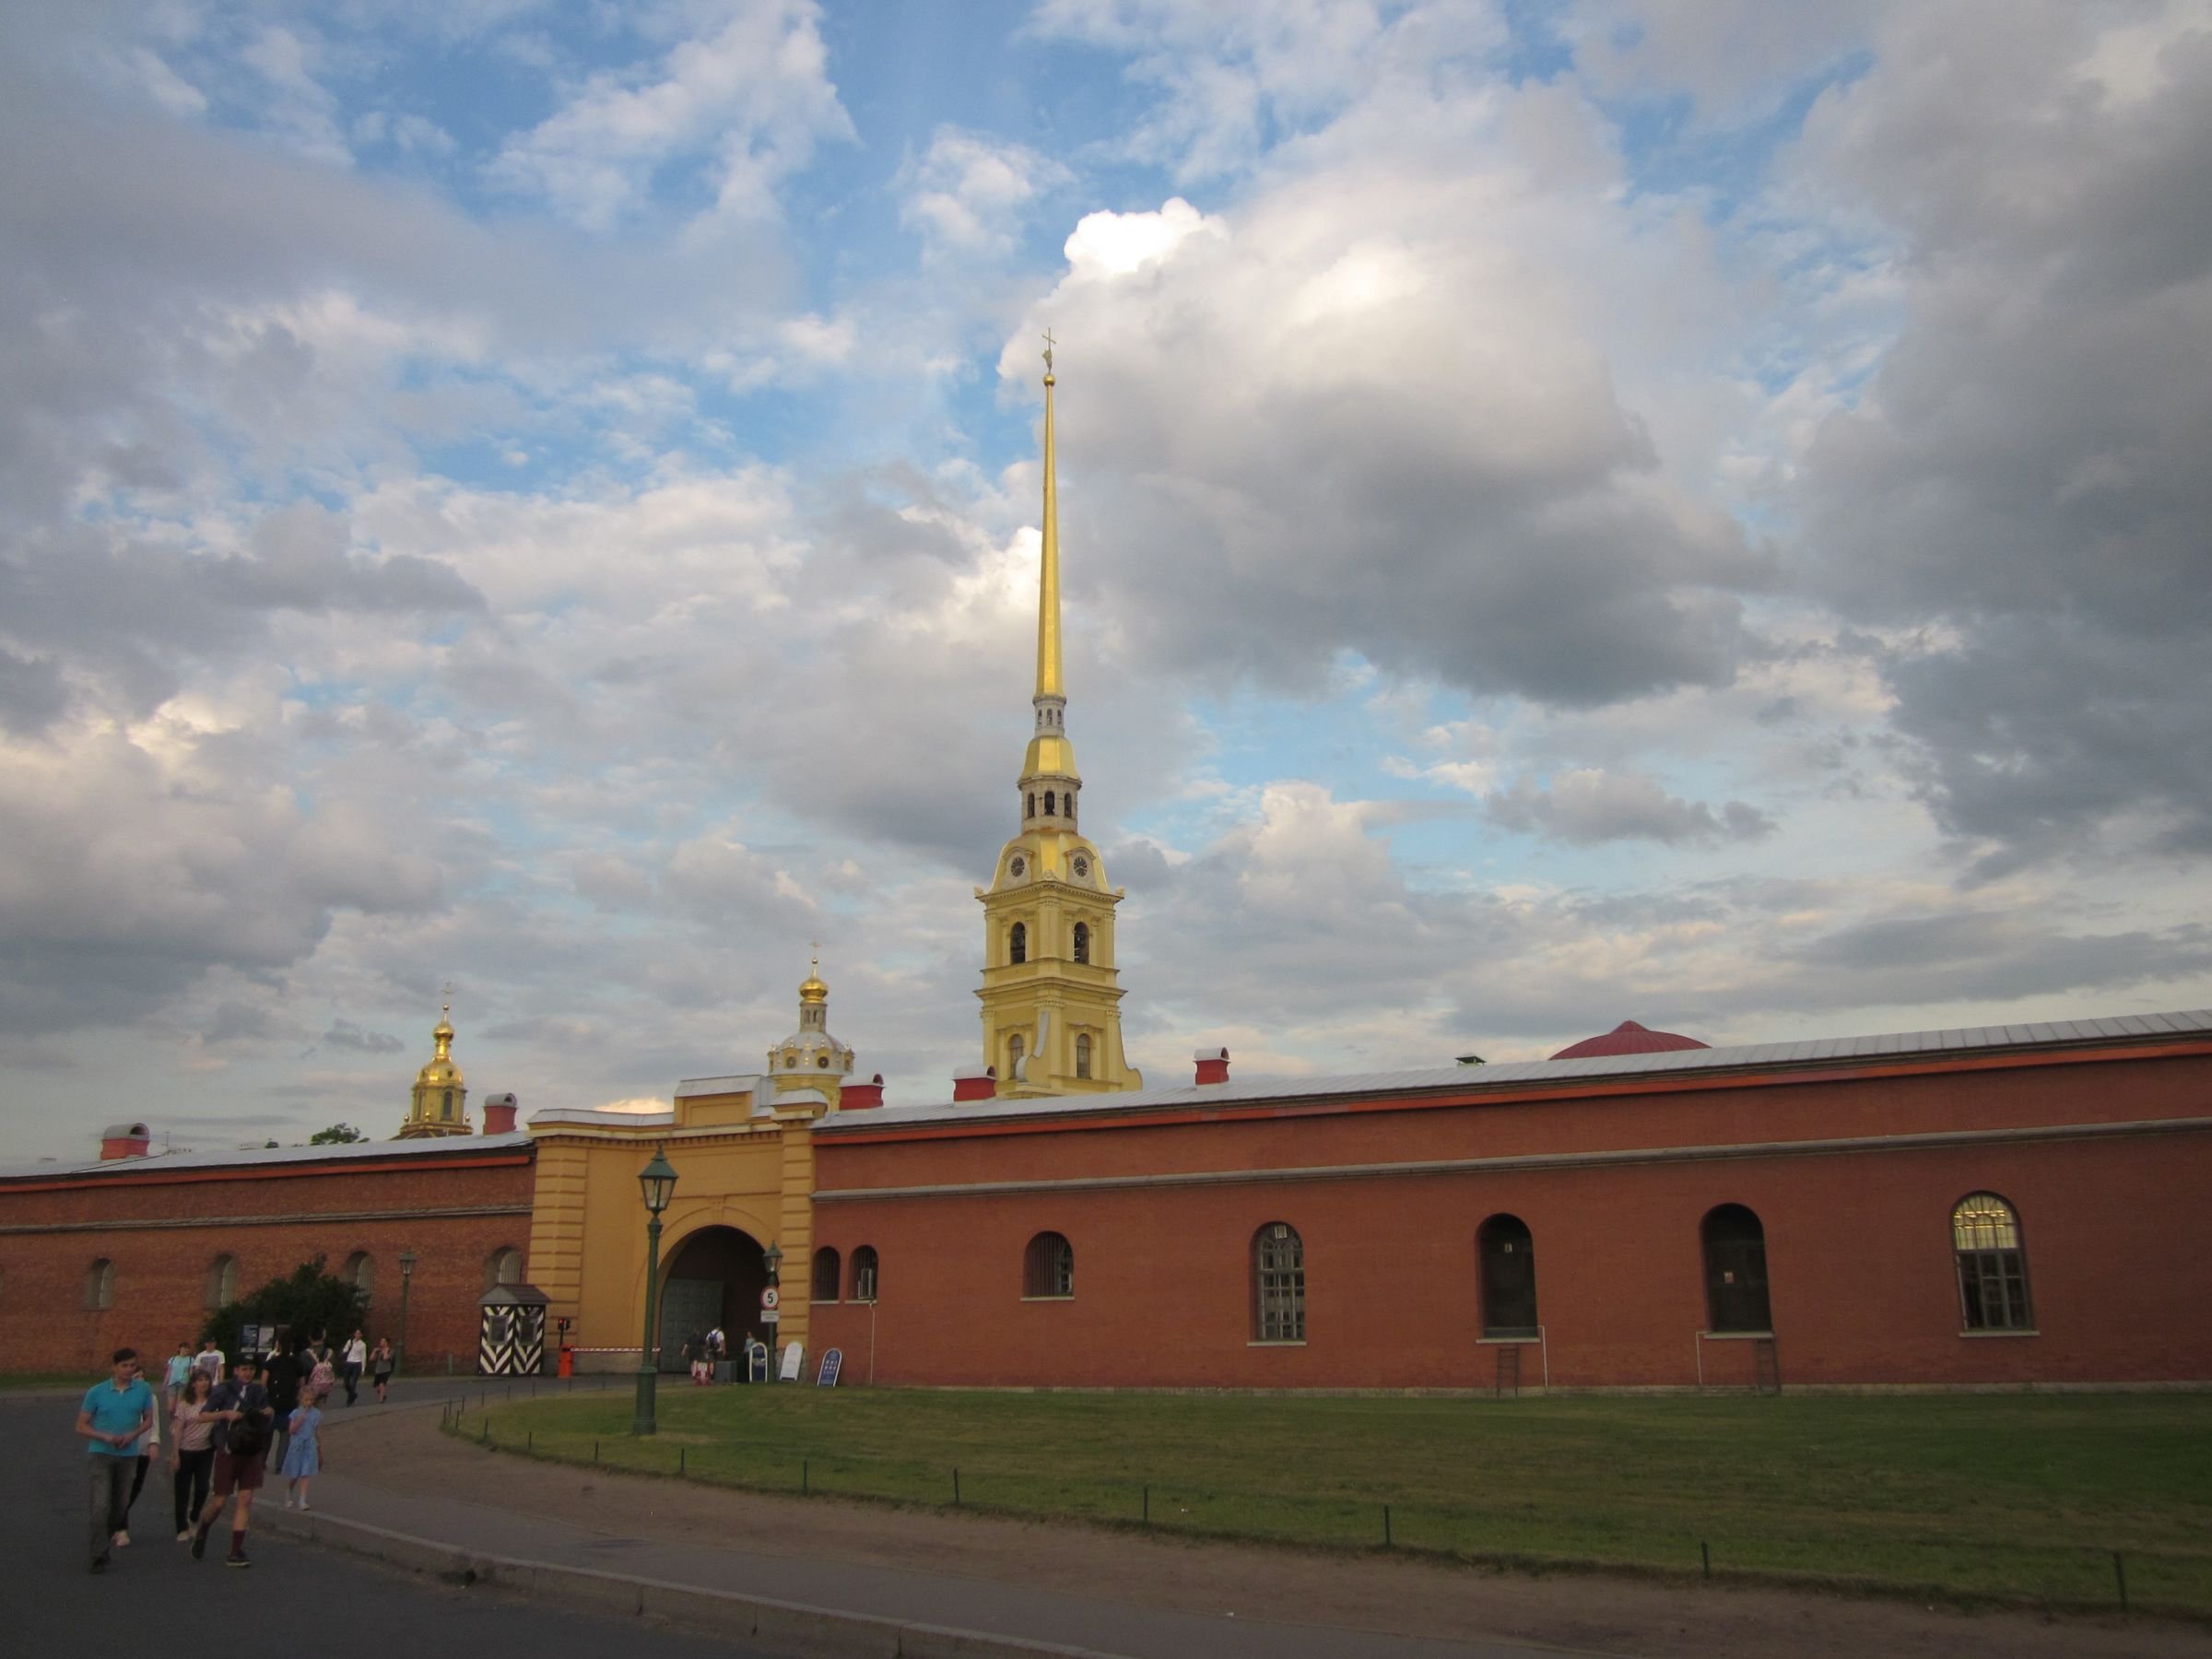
[162,1342,194,1408]
[280,1387,324,1510]
[76,1347,154,1573]
[170,1372,217,1541]
[370,1336,394,1402]
[340,1328,368,1406]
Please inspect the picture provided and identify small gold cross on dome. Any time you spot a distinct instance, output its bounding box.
[1041,328,1055,373]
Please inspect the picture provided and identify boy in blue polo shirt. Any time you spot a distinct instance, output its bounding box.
[76,1347,154,1573]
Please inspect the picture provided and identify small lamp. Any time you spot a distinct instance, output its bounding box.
[638,1146,678,1214]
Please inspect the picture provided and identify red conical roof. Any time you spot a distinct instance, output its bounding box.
[1550,1019,1710,1061]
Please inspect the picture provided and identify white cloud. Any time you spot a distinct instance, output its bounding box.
[900,126,1071,260]
[487,0,853,231]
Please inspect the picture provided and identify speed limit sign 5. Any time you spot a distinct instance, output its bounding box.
[760,1286,781,1311]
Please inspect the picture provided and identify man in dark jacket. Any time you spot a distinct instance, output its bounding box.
[262,1340,302,1471]
[194,1355,272,1569]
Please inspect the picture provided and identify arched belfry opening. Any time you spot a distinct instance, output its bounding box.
[656,1225,768,1372]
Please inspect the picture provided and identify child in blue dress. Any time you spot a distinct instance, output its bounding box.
[279,1387,323,1510]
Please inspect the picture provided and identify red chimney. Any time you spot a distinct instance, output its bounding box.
[952,1065,997,1102]
[841,1074,886,1111]
[483,1093,519,1135]
[100,1122,152,1160]
[1194,1048,1230,1086]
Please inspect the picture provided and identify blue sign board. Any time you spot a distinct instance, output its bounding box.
[817,1347,842,1387]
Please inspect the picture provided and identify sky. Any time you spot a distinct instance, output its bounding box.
[3,0,2209,1162]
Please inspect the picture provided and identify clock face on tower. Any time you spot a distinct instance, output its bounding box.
[1071,855,1089,880]
[1009,855,1027,878]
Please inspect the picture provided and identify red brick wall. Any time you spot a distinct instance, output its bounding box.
[0,1152,533,1377]
[808,1047,2212,1389]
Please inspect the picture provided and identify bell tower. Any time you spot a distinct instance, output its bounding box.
[397,994,471,1138]
[975,339,1143,1098]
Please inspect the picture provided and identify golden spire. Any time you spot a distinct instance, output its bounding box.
[1036,329,1063,701]
[799,943,828,1006]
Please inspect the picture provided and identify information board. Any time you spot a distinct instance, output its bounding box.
[817,1347,842,1387]
[779,1340,804,1382]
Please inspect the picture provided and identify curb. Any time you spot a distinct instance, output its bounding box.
[265,1507,1134,1659]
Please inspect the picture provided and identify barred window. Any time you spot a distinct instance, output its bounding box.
[851,1245,879,1303]
[811,1246,841,1303]
[1953,1193,2033,1331]
[1075,1033,1092,1078]
[1477,1214,1538,1337]
[1252,1222,1305,1342]
[205,1253,238,1311]
[1023,1231,1074,1298]
[85,1257,115,1312]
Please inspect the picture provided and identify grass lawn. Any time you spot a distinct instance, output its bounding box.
[0,1372,99,1392]
[459,1386,2212,1616]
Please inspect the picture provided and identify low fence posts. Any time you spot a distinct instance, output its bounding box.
[953,1467,962,1506]
[1382,1504,1393,1547]
[1700,1541,1712,1579]
[1142,1485,1148,1526]
[2114,1551,2129,1618]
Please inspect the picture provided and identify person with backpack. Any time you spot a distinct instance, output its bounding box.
[192,1354,272,1569]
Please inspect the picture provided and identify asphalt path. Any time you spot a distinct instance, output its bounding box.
[3,1391,782,1657]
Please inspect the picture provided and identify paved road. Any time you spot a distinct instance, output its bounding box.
[3,1393,781,1657]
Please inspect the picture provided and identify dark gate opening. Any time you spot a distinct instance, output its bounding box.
[1702,1204,1772,1333]
[657,1226,768,1372]
[1477,1214,1538,1339]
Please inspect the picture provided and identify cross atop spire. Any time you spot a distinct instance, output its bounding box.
[1041,327,1055,379]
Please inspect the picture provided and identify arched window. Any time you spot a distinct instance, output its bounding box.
[851,1245,879,1303]
[483,1246,523,1291]
[1477,1214,1538,1337]
[1953,1193,2033,1331]
[1027,793,1036,818]
[85,1258,115,1312]
[1065,793,1075,825]
[205,1253,238,1311]
[345,1251,375,1306]
[441,1088,454,1118]
[811,1246,841,1303]
[1071,922,1089,964]
[1024,1231,1075,1298]
[1701,1205,1771,1334]
[1008,922,1027,964]
[1007,1032,1026,1076]
[1075,1033,1092,1078]
[1043,790,1056,815]
[1252,1222,1305,1342]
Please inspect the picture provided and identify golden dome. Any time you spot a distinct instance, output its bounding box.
[798,949,828,1005]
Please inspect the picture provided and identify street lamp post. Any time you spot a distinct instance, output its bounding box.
[761,1242,783,1382]
[632,1146,678,1436]
[395,1249,418,1374]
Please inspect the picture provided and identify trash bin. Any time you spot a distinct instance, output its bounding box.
[557,1344,574,1380]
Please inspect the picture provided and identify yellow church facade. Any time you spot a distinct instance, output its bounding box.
[519,345,1138,1367]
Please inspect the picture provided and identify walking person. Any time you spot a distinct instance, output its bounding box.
[76,1347,154,1573]
[280,1386,324,1509]
[262,1338,301,1472]
[370,1336,394,1403]
[192,1354,272,1569]
[191,1336,225,1383]
[162,1342,194,1409]
[340,1327,367,1406]
[305,1333,336,1399]
[170,1371,217,1541]
[121,1366,162,1542]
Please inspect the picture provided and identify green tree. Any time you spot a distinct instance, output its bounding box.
[309,1123,368,1145]
[201,1256,367,1357]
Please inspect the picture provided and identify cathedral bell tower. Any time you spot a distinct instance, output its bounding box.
[397,997,471,1138]
[975,339,1142,1098]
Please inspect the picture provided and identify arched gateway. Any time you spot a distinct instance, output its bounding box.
[656,1225,768,1372]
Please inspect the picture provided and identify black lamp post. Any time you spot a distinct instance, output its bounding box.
[632,1145,678,1436]
[395,1248,418,1373]
[761,1241,783,1381]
